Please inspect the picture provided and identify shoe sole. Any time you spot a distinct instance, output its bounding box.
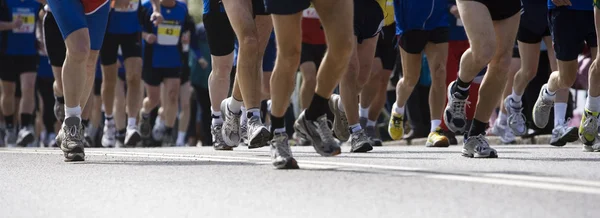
[351,142,373,153]
[551,128,579,147]
[274,158,300,169]
[64,147,85,162]
[462,148,498,158]
[17,134,34,147]
[248,128,270,149]
[426,138,450,147]
[125,132,142,146]
[213,145,234,151]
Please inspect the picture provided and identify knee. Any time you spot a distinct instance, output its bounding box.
[1,84,14,96]
[167,88,179,104]
[557,73,577,88]
[67,43,90,62]
[126,73,141,85]
[471,43,496,65]
[277,46,302,70]
[146,91,160,105]
[239,35,259,51]
[520,67,537,82]
[429,62,447,83]
[327,37,354,62]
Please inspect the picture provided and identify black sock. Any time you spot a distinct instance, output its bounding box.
[4,115,14,129]
[20,114,33,126]
[270,113,285,133]
[117,128,126,137]
[82,119,89,127]
[453,78,471,97]
[165,127,174,135]
[468,119,488,137]
[141,112,150,119]
[306,93,329,121]
[55,96,65,104]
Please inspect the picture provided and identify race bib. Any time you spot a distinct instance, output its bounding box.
[302,8,319,19]
[12,9,35,34]
[157,23,181,46]
[114,0,139,12]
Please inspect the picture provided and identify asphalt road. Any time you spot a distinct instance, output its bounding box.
[1,143,599,218]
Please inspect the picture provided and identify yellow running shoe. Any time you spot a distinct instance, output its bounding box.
[388,112,404,140]
[579,109,599,145]
[426,128,450,147]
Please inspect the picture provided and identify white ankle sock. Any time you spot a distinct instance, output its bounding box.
[338,99,345,112]
[211,110,223,125]
[349,123,361,134]
[498,112,507,125]
[392,102,404,115]
[554,103,567,127]
[127,117,136,129]
[247,108,261,119]
[430,119,441,132]
[510,89,522,102]
[228,98,243,114]
[359,105,369,118]
[65,106,82,119]
[367,120,376,127]
[585,94,600,112]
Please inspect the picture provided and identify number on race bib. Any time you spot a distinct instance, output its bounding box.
[157,23,181,45]
[12,9,35,34]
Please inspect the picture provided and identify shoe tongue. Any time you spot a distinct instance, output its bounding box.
[453,92,467,100]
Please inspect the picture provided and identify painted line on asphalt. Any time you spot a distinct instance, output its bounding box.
[2,148,600,194]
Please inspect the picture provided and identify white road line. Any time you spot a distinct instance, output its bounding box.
[2,149,600,195]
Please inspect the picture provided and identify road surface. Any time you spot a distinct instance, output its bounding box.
[1,144,599,218]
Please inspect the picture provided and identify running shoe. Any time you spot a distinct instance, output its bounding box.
[364,125,382,146]
[58,117,85,162]
[329,94,349,141]
[504,96,527,136]
[270,132,299,169]
[462,134,498,158]
[387,112,404,140]
[247,116,270,149]
[550,121,578,147]
[443,81,469,133]
[532,84,554,128]
[347,129,374,153]
[294,111,341,156]
[425,128,450,147]
[16,125,35,147]
[220,98,241,147]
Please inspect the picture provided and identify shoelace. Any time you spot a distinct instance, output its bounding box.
[472,135,490,150]
[315,116,335,144]
[538,98,553,113]
[391,116,402,128]
[247,117,264,135]
[353,130,370,143]
[583,114,598,136]
[65,125,78,139]
[224,113,240,134]
[272,135,293,158]
[451,95,470,120]
[240,119,248,135]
